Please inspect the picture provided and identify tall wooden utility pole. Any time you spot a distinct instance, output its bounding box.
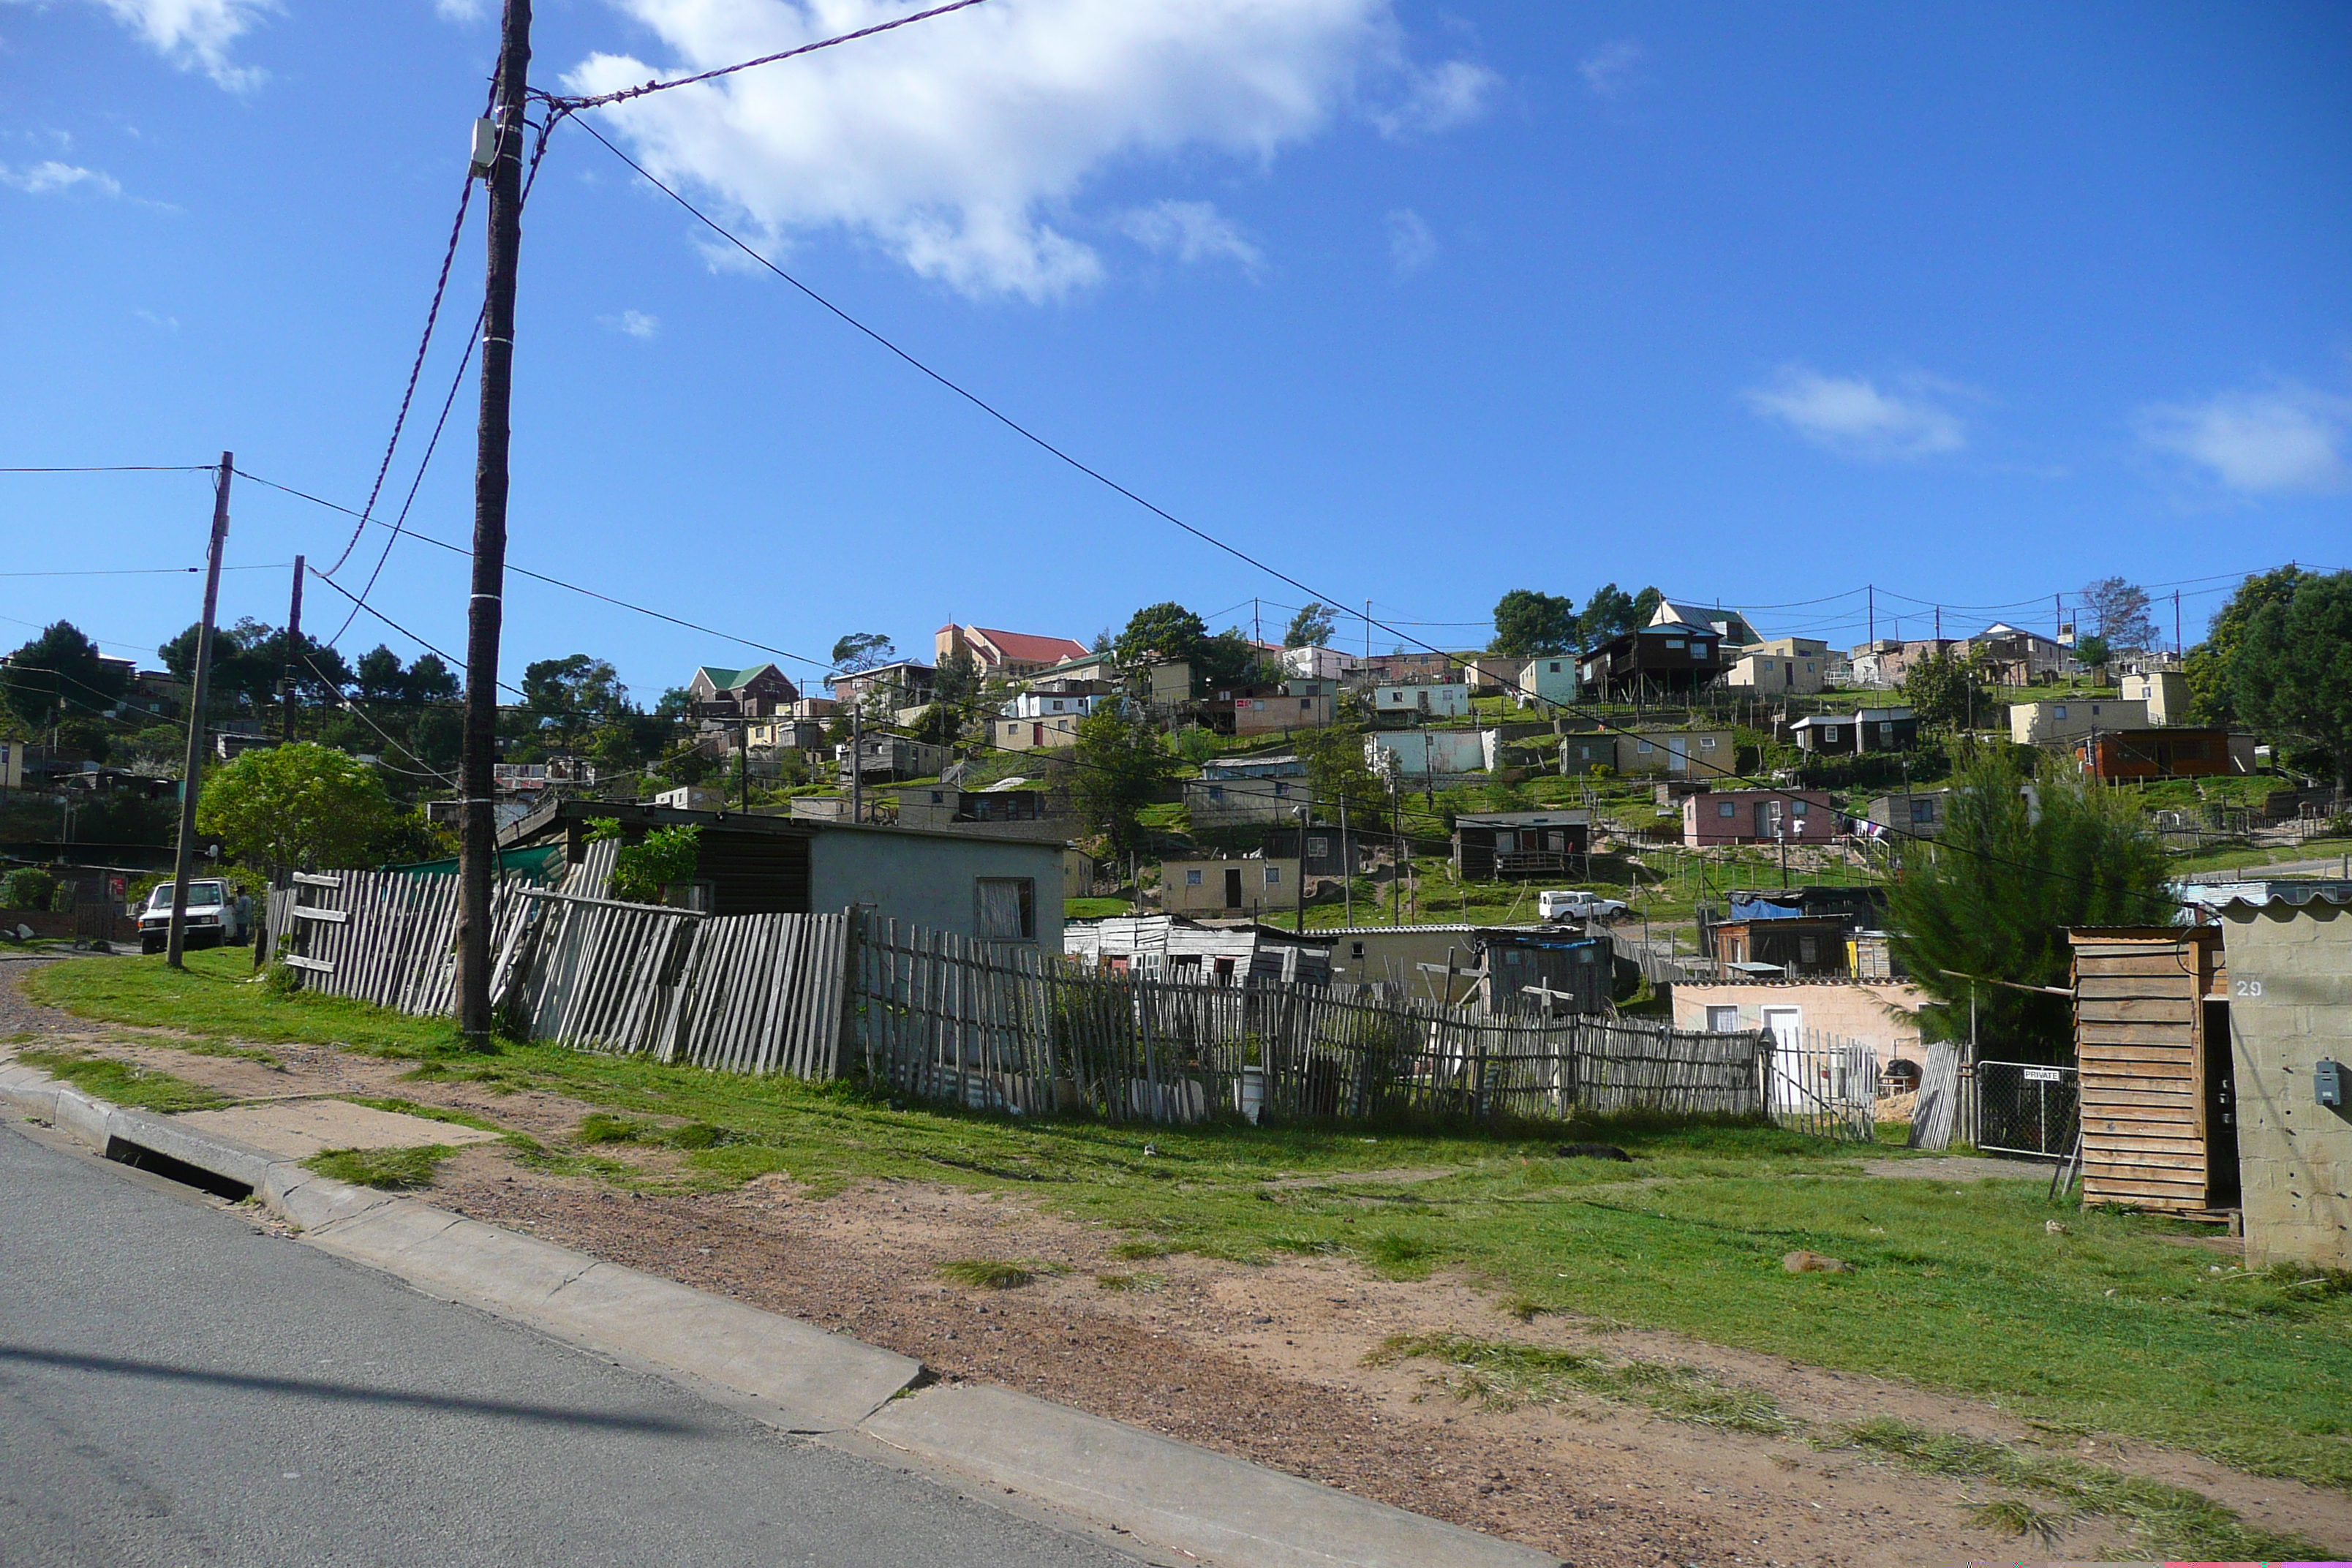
[456,0,532,1044]
[282,554,304,742]
[167,454,233,969]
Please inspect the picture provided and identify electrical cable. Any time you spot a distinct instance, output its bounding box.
[317,83,496,579]
[302,569,524,698]
[559,116,2244,900]
[0,464,210,473]
[543,0,988,112]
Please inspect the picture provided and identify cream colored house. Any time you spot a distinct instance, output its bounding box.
[2120,671,2190,725]
[2009,698,2149,746]
[1724,637,1830,696]
[1161,856,1299,916]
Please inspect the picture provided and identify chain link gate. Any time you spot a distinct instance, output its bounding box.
[1972,1060,2078,1160]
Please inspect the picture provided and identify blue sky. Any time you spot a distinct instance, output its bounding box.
[3,0,2348,701]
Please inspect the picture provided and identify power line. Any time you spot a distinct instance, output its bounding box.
[560,118,2213,897]
[0,564,291,578]
[302,568,524,699]
[0,464,210,473]
[317,88,493,579]
[542,0,988,112]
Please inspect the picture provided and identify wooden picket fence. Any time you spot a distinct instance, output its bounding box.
[851,921,1775,1128]
[268,857,852,1078]
[265,867,1872,1140]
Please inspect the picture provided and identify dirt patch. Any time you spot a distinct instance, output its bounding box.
[1859,1156,2054,1183]
[14,1025,2348,1565]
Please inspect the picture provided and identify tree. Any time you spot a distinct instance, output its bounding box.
[1298,722,1385,825]
[2232,570,2352,788]
[2079,576,2155,652]
[1113,603,1209,670]
[1888,747,2171,1058]
[1194,628,1273,688]
[2071,633,2111,681]
[3,622,125,729]
[829,633,896,674]
[1900,647,1989,729]
[1065,707,1175,852]
[2185,565,2310,724]
[1489,589,1579,657]
[1629,586,1665,628]
[589,818,702,904]
[1284,602,1338,649]
[1577,584,1637,645]
[196,742,399,879]
[518,655,631,751]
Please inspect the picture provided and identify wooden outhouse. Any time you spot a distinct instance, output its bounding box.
[2065,927,2236,1213]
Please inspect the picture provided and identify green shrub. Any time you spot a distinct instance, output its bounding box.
[1,867,57,911]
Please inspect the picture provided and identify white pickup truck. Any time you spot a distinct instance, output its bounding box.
[1538,889,1629,923]
[136,879,248,954]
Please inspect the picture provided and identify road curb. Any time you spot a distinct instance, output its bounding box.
[1,1060,1560,1568]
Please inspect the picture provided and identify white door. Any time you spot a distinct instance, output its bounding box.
[1667,736,1689,774]
[1761,1005,1806,1110]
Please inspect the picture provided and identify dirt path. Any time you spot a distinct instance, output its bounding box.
[10,1012,2348,1567]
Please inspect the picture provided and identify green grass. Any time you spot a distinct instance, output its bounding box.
[1064,897,1134,920]
[14,1047,235,1114]
[2167,837,2352,875]
[24,948,467,1057]
[1378,1336,2322,1559]
[1374,1333,1801,1435]
[23,947,2352,1496]
[301,1144,455,1190]
[1839,1417,2324,1561]
[936,1258,1037,1289]
[339,1096,504,1133]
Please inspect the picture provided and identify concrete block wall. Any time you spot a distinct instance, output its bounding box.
[2218,900,2352,1270]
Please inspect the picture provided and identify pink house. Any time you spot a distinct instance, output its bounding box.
[1683,788,1839,848]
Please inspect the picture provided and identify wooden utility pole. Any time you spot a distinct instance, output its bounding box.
[282,554,304,742]
[850,701,864,823]
[166,453,233,970]
[1292,805,1308,932]
[1338,795,1352,925]
[456,0,532,1044]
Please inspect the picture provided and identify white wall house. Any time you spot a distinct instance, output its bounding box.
[1002,690,1106,720]
[1370,682,1471,718]
[1514,656,1578,709]
[1365,729,1492,778]
[1281,645,1362,681]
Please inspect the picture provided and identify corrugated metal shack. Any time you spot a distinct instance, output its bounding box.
[2065,926,2236,1214]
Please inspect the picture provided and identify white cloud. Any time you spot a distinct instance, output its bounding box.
[1118,199,1262,274]
[1578,39,1643,99]
[1384,206,1434,276]
[2135,382,2351,495]
[78,0,276,91]
[600,309,661,339]
[135,307,179,331]
[1743,366,1969,461]
[0,160,123,197]
[1371,57,1497,137]
[433,0,489,20]
[569,0,1475,301]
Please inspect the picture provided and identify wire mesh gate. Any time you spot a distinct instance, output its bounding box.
[1972,1059,2078,1160]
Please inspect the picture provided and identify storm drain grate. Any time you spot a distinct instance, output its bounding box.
[103,1137,254,1203]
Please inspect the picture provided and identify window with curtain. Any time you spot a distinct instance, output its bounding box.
[974,878,1036,941]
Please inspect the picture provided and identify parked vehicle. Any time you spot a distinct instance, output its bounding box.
[137,879,247,954]
[1538,889,1629,922]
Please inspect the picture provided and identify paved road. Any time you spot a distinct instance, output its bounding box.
[0,1118,1142,1568]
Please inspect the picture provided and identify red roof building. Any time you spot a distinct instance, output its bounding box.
[935,625,1092,678]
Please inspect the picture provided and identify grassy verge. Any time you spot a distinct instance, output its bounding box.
[1377,1335,2323,1560]
[21,948,2352,1494]
[15,1047,235,1114]
[302,1144,454,1190]
[23,950,467,1056]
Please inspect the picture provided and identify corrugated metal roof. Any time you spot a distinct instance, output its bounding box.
[2204,883,2352,912]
